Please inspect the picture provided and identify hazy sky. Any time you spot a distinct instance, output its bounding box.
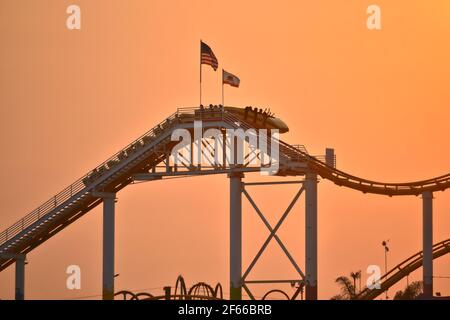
[0,0,449,299]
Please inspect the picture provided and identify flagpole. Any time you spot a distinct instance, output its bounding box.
[222,81,224,106]
[221,69,225,112]
[200,41,202,106]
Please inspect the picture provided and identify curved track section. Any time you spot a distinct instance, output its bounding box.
[222,109,450,196]
[357,238,450,300]
[277,140,450,196]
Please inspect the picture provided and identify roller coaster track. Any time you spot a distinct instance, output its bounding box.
[277,141,450,196]
[357,238,450,300]
[0,106,449,273]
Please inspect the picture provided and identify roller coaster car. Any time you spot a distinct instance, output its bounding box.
[194,104,223,119]
[224,106,289,134]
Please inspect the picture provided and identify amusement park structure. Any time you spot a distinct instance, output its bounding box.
[0,106,449,300]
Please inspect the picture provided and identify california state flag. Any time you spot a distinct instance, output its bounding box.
[222,69,240,87]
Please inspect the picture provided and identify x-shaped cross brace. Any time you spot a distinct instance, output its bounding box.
[241,183,306,300]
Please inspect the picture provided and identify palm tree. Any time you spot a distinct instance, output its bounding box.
[350,271,362,294]
[393,281,423,300]
[331,276,357,300]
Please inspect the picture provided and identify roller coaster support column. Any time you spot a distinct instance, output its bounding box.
[305,172,318,300]
[0,253,26,299]
[229,172,243,300]
[95,192,117,300]
[422,191,433,298]
[15,254,26,300]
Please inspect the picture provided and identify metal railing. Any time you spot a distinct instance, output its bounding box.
[291,145,309,155]
[0,107,226,248]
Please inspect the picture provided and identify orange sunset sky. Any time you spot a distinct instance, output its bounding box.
[0,0,449,299]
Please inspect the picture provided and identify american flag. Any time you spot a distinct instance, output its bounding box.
[201,41,218,71]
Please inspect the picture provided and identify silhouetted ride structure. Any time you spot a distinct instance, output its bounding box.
[114,276,224,300]
[0,105,448,300]
[114,275,301,300]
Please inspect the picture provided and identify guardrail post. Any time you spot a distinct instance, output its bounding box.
[422,191,433,298]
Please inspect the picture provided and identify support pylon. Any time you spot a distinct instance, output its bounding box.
[422,191,433,298]
[229,172,243,300]
[305,173,318,300]
[101,192,116,300]
[15,255,26,300]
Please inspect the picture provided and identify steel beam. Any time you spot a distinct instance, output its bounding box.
[131,167,260,181]
[422,191,433,298]
[245,279,302,284]
[244,180,305,186]
[229,172,243,300]
[305,173,318,300]
[102,193,116,300]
